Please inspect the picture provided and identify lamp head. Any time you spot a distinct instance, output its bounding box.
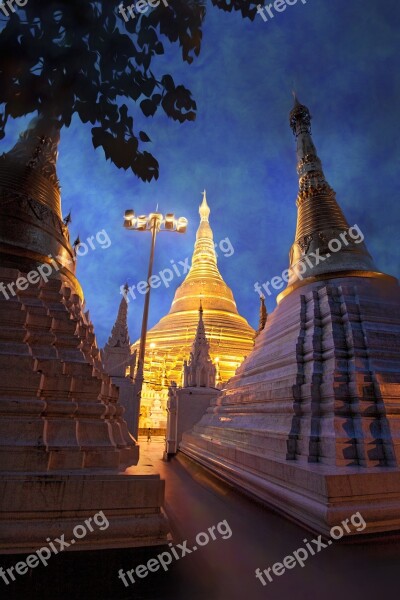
[176,217,188,233]
[124,209,136,228]
[164,213,175,230]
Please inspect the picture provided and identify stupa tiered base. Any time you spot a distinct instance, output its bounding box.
[0,267,168,553]
[1,472,168,553]
[181,275,400,537]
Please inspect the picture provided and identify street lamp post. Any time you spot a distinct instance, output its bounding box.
[123,209,188,438]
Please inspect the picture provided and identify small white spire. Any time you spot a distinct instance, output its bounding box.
[183,300,216,388]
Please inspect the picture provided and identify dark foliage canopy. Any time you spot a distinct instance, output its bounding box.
[0,0,263,181]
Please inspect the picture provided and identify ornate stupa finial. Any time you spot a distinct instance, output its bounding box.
[255,295,268,338]
[63,211,72,226]
[279,97,378,300]
[102,287,135,377]
[193,300,207,349]
[292,89,300,105]
[183,298,216,388]
[106,292,131,349]
[199,190,210,222]
[289,93,313,140]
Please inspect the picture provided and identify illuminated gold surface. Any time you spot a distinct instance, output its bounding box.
[132,193,255,428]
[0,117,82,298]
[277,270,397,303]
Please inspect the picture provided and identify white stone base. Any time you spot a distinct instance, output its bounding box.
[180,439,400,538]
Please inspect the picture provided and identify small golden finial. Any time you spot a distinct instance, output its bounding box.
[199,190,210,222]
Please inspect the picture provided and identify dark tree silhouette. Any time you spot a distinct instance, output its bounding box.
[0,0,264,181]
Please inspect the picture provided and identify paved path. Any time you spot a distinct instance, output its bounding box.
[5,440,399,600]
[136,440,400,600]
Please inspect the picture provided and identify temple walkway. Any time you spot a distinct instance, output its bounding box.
[137,439,400,600]
[5,440,399,600]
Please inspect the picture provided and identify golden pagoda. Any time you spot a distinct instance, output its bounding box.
[133,192,255,431]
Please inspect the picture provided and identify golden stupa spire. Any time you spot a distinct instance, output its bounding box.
[170,191,238,313]
[282,95,377,296]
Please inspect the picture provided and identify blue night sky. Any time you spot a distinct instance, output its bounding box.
[1,0,399,347]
